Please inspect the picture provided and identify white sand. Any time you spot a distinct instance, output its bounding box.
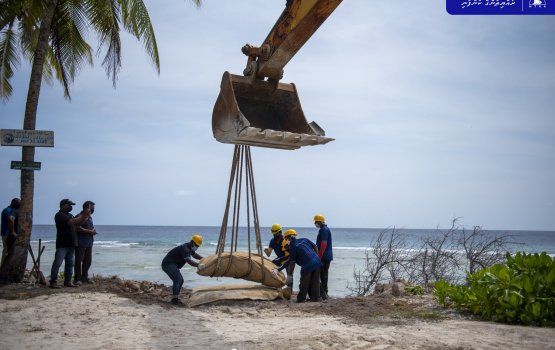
[1,292,554,350]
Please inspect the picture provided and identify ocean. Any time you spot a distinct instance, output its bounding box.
[25,225,555,297]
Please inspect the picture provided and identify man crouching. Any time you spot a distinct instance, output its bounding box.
[161,234,204,306]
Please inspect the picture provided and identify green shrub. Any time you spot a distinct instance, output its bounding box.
[405,285,424,295]
[433,280,450,307]
[433,252,555,326]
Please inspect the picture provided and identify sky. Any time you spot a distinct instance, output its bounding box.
[1,1,554,231]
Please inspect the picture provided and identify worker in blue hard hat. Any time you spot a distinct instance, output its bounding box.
[161,234,204,306]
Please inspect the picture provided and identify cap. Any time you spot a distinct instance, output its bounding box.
[60,199,76,207]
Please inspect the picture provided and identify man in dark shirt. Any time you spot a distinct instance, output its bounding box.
[284,229,322,303]
[49,199,91,288]
[314,214,333,300]
[1,198,20,268]
[264,223,288,267]
[74,201,96,285]
[161,234,204,305]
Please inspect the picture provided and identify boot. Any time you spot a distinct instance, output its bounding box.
[49,281,61,289]
[171,298,183,306]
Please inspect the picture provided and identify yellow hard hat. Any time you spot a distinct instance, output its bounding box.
[284,229,298,238]
[191,234,203,246]
[313,214,325,223]
[271,223,282,235]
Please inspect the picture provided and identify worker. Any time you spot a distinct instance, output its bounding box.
[271,237,291,279]
[161,234,204,306]
[314,214,333,300]
[283,229,322,303]
[264,223,289,267]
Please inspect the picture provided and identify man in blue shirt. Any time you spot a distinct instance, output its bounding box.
[264,223,288,267]
[74,201,97,285]
[161,234,204,306]
[314,214,333,300]
[285,229,322,303]
[1,198,20,268]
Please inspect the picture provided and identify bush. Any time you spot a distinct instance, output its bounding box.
[433,252,555,326]
[405,285,424,295]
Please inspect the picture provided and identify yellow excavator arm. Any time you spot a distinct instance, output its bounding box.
[243,0,343,82]
[212,0,343,150]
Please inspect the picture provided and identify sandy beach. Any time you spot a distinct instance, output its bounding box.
[1,277,554,350]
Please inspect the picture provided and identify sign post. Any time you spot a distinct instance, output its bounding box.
[1,129,54,171]
[10,161,42,171]
[1,129,54,147]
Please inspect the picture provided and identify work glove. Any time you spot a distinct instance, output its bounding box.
[197,263,206,271]
[264,247,272,257]
[271,269,279,277]
[286,275,293,286]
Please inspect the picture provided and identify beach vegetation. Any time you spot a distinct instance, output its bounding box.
[434,252,555,326]
[404,285,424,296]
[432,280,450,307]
[347,218,516,297]
[347,227,408,296]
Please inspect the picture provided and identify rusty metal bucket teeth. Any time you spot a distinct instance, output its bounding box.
[212,71,334,150]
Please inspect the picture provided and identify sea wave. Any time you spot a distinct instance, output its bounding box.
[334,246,429,254]
[30,240,55,244]
[94,241,140,248]
[334,246,370,251]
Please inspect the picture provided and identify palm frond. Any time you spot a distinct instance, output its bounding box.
[189,0,202,8]
[119,0,159,73]
[18,2,43,62]
[0,27,20,101]
[50,0,93,98]
[85,0,122,86]
[42,48,55,86]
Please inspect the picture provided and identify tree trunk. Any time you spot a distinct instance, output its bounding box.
[0,0,59,282]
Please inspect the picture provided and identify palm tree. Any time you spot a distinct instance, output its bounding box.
[0,0,202,281]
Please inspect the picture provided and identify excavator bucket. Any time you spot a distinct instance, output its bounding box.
[212,72,334,150]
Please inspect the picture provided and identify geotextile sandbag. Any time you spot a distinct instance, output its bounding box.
[197,251,286,288]
[188,284,284,307]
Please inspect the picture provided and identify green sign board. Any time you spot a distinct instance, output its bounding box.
[10,161,41,171]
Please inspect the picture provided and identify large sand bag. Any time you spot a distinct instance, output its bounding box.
[197,252,286,288]
[188,284,284,307]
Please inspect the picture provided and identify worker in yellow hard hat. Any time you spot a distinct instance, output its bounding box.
[161,233,204,306]
[264,224,288,267]
[283,229,322,303]
[271,235,292,280]
[314,214,333,300]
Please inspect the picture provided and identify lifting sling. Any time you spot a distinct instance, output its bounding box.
[197,145,286,288]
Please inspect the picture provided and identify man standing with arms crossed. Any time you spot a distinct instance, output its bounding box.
[314,214,333,300]
[50,199,91,288]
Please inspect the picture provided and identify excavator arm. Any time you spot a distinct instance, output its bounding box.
[212,0,342,150]
[244,0,343,82]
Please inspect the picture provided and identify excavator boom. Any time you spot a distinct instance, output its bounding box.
[256,0,343,81]
[212,0,342,150]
